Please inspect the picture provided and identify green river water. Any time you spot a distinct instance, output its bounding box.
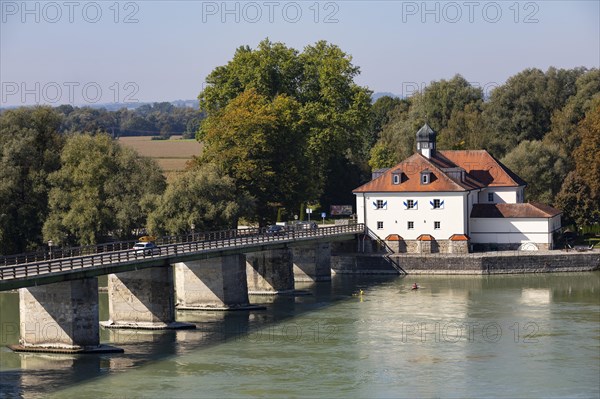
[1,272,599,398]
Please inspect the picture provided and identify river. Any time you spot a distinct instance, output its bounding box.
[1,272,599,398]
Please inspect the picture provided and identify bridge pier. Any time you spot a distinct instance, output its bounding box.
[11,279,122,353]
[174,255,263,310]
[246,249,295,294]
[102,268,194,330]
[292,243,331,282]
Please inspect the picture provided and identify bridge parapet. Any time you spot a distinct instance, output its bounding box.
[1,224,364,291]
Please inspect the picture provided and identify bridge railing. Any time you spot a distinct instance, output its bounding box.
[0,227,266,267]
[0,224,365,282]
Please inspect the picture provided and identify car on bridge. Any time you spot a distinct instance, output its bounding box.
[265,225,287,236]
[293,221,318,230]
[132,242,161,256]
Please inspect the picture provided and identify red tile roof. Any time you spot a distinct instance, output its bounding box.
[470,202,562,218]
[385,234,403,241]
[449,234,470,241]
[417,234,435,241]
[354,150,526,194]
[439,150,527,187]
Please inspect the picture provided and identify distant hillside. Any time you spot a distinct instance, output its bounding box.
[371,92,400,102]
[90,99,199,111]
[1,99,200,112]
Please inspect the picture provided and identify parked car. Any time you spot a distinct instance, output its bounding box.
[265,225,286,236]
[133,242,161,256]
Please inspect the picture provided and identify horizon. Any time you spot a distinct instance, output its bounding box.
[1,1,598,107]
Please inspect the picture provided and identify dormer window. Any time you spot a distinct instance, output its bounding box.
[421,171,431,185]
[393,174,400,185]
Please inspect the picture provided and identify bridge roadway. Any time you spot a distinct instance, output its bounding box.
[0,224,364,291]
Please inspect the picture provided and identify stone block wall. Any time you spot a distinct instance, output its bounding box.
[332,251,599,275]
[450,241,469,254]
[331,255,401,274]
[384,239,469,254]
[405,240,419,253]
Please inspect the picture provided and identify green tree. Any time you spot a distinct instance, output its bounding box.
[369,75,482,168]
[148,163,253,235]
[43,133,165,246]
[555,172,599,228]
[200,88,311,225]
[439,102,486,150]
[297,41,372,208]
[198,39,372,221]
[0,106,64,255]
[555,100,600,227]
[420,74,483,133]
[543,69,600,168]
[369,141,399,170]
[573,99,600,198]
[368,96,403,148]
[501,140,567,204]
[368,98,416,168]
[482,67,586,157]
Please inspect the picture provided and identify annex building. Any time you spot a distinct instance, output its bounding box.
[353,124,562,253]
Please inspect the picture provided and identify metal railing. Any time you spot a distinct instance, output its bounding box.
[0,227,266,267]
[0,224,365,282]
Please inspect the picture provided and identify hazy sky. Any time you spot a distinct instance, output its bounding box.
[1,0,598,106]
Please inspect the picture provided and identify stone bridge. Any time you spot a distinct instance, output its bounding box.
[0,224,364,353]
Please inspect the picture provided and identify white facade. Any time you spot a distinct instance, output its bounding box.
[478,187,524,204]
[357,191,468,240]
[470,216,561,247]
[354,124,561,250]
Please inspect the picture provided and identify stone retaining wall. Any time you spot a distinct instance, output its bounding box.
[331,255,401,274]
[331,251,600,275]
[384,239,469,254]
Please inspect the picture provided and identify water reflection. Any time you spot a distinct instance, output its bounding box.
[1,272,598,398]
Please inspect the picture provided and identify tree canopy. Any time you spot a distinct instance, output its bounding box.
[43,133,166,246]
[482,67,586,157]
[0,107,64,254]
[369,75,483,169]
[369,67,599,228]
[56,102,203,138]
[198,39,372,224]
[147,163,253,236]
[555,99,600,226]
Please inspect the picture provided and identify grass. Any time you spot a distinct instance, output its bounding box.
[119,136,202,159]
[156,158,191,171]
[118,136,202,180]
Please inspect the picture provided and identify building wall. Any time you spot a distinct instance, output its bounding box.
[478,187,522,204]
[356,192,366,225]
[466,190,479,235]
[356,191,468,240]
[470,217,554,245]
[550,215,562,232]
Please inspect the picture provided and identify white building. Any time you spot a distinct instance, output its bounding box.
[353,124,562,252]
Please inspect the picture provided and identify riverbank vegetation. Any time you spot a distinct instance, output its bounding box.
[0,39,598,254]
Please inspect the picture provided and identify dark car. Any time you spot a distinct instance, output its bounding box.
[266,225,286,236]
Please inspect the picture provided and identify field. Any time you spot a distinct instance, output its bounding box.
[118,136,202,179]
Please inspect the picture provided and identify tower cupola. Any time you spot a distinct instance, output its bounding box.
[416,123,437,158]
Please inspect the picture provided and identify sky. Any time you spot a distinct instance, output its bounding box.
[1,0,598,107]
